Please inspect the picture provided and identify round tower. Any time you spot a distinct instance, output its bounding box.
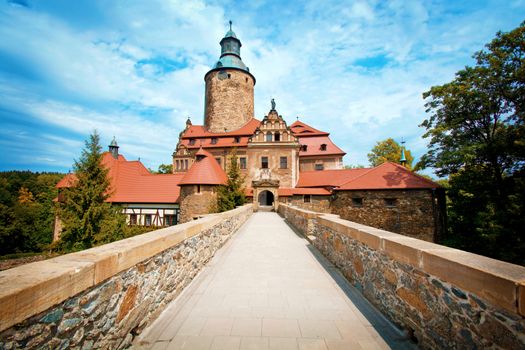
[204,22,255,133]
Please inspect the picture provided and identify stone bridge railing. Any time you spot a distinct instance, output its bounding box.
[279,203,525,349]
[0,204,253,349]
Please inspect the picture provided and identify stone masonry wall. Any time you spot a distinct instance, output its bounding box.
[204,69,254,133]
[332,189,439,242]
[0,205,253,350]
[278,204,525,349]
[179,185,218,223]
[281,195,331,213]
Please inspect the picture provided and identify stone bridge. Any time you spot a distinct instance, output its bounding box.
[0,204,524,349]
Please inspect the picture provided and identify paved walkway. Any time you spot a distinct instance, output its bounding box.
[136,212,413,350]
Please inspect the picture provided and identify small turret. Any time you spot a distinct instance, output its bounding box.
[400,139,407,167]
[109,136,119,159]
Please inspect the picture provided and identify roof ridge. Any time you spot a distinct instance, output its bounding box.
[385,161,441,187]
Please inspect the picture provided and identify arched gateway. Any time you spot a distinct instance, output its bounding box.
[258,190,274,206]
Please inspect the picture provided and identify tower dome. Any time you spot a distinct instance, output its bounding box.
[204,22,255,133]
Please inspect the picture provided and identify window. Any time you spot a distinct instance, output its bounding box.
[303,195,311,203]
[145,214,152,226]
[197,184,201,193]
[320,144,327,151]
[164,215,176,226]
[352,198,363,207]
[211,138,218,145]
[385,198,397,208]
[185,159,188,170]
[189,139,196,146]
[301,145,307,152]
[266,133,273,142]
[234,136,240,143]
[261,156,269,169]
[315,163,324,171]
[280,156,287,169]
[129,214,137,225]
[274,133,281,141]
[215,157,221,166]
[239,157,247,169]
[175,160,180,171]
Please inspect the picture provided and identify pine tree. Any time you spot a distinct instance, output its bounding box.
[58,131,125,251]
[216,149,246,212]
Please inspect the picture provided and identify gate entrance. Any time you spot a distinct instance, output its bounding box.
[258,190,274,206]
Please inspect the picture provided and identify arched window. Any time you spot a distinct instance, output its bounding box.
[274,133,281,141]
[266,133,273,142]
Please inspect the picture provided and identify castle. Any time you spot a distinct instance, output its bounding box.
[57,25,444,242]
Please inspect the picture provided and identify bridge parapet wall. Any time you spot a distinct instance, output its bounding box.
[0,204,253,349]
[279,204,525,349]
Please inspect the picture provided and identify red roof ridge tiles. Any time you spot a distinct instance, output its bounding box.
[290,120,329,137]
[337,161,440,190]
[179,147,228,185]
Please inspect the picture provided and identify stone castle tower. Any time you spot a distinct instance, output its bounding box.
[204,22,255,132]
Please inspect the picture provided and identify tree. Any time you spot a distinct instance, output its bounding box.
[418,22,525,264]
[216,149,246,212]
[58,131,126,251]
[343,164,365,169]
[157,164,173,174]
[367,138,414,169]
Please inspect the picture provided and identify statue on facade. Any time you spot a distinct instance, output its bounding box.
[271,98,276,110]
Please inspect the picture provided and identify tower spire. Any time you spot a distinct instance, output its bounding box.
[400,139,407,167]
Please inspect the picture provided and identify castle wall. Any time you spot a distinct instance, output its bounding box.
[179,185,218,223]
[299,156,342,171]
[331,189,441,242]
[204,69,254,133]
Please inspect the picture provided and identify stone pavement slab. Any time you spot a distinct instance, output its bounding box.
[135,212,416,350]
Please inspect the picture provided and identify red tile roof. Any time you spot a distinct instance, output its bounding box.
[297,136,346,157]
[182,118,260,138]
[179,148,228,185]
[290,120,329,137]
[56,153,183,203]
[336,162,440,190]
[291,188,331,195]
[297,168,371,188]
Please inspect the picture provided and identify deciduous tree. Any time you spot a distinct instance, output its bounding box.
[418,22,525,264]
[367,138,414,169]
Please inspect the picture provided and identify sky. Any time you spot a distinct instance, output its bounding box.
[0,0,524,176]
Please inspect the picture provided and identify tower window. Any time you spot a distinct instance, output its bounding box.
[280,156,287,169]
[266,133,272,142]
[274,133,281,141]
[320,144,327,151]
[227,73,231,79]
[261,156,269,169]
[189,139,196,146]
[239,157,247,169]
[211,137,218,145]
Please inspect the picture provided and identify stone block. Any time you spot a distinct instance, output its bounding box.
[421,249,525,314]
[519,283,525,317]
[0,259,94,332]
[381,236,444,267]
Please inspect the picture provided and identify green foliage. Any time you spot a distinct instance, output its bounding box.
[58,131,126,251]
[157,163,173,174]
[0,171,63,255]
[419,23,525,265]
[367,138,414,169]
[216,149,246,212]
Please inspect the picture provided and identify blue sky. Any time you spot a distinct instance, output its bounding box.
[0,0,524,176]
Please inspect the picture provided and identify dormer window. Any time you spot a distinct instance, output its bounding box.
[189,139,196,146]
[301,145,307,152]
[320,144,327,151]
[211,137,218,145]
[234,136,240,143]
